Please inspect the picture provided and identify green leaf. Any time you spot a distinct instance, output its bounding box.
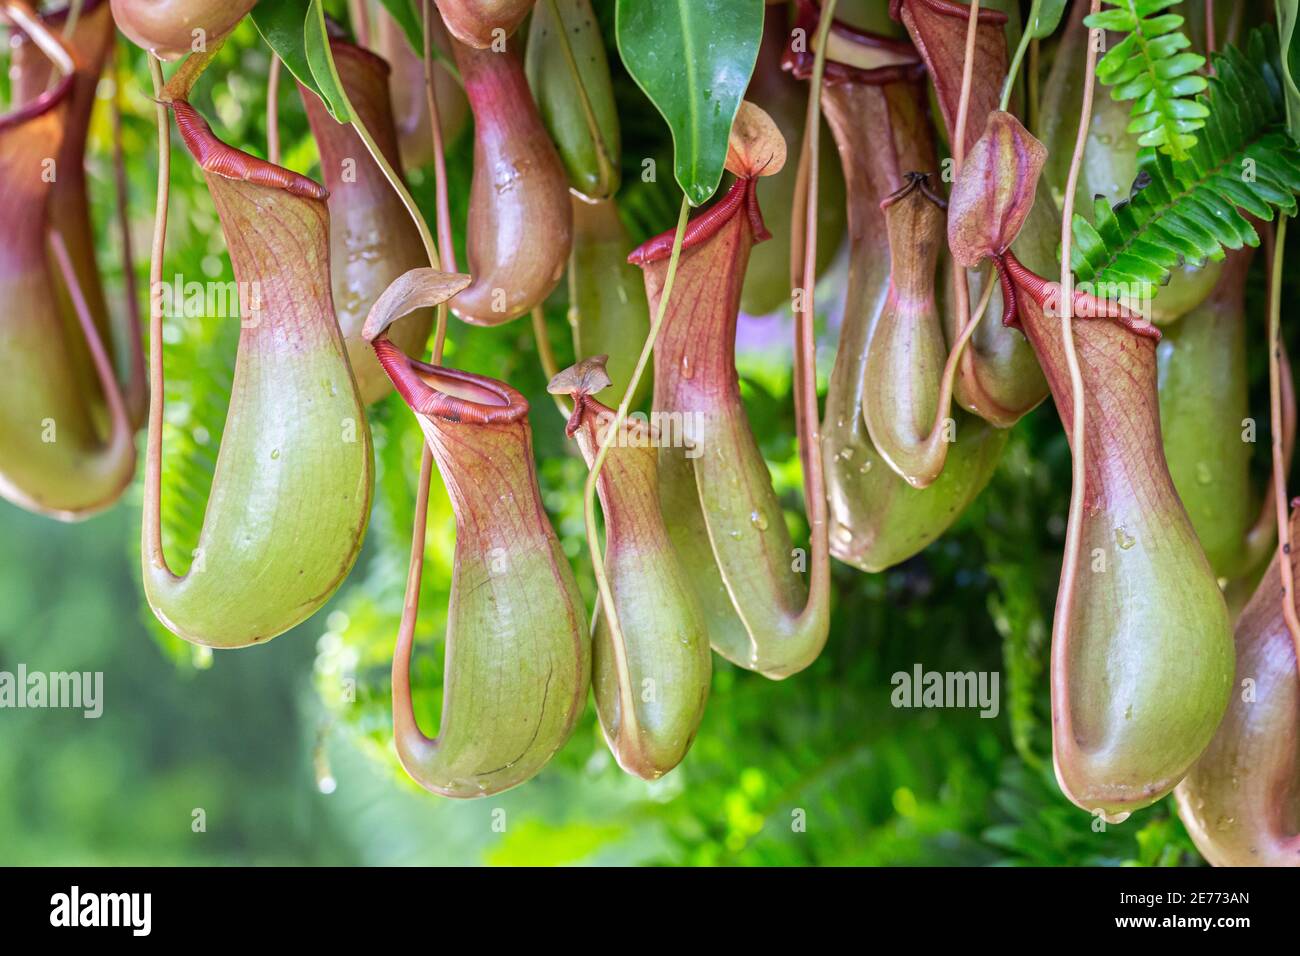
[304,0,352,122]
[251,0,326,112]
[1027,0,1068,40]
[615,0,763,206]
[1085,1,1207,160]
[1072,29,1300,288]
[252,0,351,122]
[1279,0,1300,140]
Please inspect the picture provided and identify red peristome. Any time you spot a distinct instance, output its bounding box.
[0,71,73,134]
[371,338,530,425]
[628,178,769,266]
[783,0,925,88]
[998,251,1161,341]
[890,0,1007,28]
[172,100,329,201]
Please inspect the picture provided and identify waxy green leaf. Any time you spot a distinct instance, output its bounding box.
[1027,0,1067,39]
[251,0,351,123]
[615,0,763,205]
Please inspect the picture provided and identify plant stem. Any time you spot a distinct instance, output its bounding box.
[1267,215,1300,670]
[424,0,457,273]
[423,0,456,364]
[1000,0,1030,112]
[143,53,174,577]
[953,0,981,173]
[531,306,570,419]
[1055,0,1102,680]
[1028,37,1040,130]
[580,196,689,713]
[266,55,282,164]
[111,39,147,427]
[950,0,981,372]
[785,0,838,624]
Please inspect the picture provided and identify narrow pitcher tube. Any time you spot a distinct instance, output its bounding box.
[549,359,710,779]
[449,36,573,325]
[631,175,829,679]
[370,326,590,797]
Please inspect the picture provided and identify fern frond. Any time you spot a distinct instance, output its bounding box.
[1071,29,1300,288]
[1085,0,1208,161]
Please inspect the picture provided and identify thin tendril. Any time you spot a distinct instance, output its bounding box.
[266,55,282,165]
[1268,215,1300,671]
[110,39,147,425]
[531,305,570,419]
[143,53,174,577]
[581,196,690,726]
[1055,0,1102,700]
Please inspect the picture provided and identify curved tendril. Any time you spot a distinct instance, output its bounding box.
[266,55,281,165]
[581,197,690,713]
[1245,229,1295,568]
[531,305,569,419]
[1054,0,1102,749]
[424,0,457,275]
[392,3,465,764]
[391,442,435,767]
[1268,216,1300,672]
[946,0,980,376]
[787,0,837,629]
[110,38,147,426]
[50,229,132,464]
[142,52,171,574]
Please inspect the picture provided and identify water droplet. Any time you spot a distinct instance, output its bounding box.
[859,460,873,474]
[838,447,854,461]
[270,448,281,460]
[1196,461,1213,485]
[680,355,694,380]
[750,510,769,531]
[1114,526,1135,550]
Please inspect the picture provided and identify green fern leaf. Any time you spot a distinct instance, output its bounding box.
[1071,29,1300,289]
[1086,0,1208,160]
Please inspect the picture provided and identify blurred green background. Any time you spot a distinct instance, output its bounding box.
[4,3,1286,867]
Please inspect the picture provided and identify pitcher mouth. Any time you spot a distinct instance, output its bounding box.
[783,0,925,87]
[172,100,330,201]
[372,338,530,425]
